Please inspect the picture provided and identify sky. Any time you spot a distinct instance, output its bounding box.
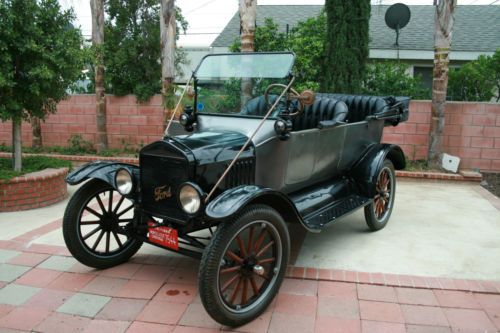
[59,0,499,47]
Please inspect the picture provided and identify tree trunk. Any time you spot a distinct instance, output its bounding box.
[91,0,107,153]
[239,0,256,106]
[31,117,42,148]
[428,0,457,168]
[160,0,176,121]
[12,120,22,171]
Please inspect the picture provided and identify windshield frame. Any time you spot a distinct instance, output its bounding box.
[192,52,296,119]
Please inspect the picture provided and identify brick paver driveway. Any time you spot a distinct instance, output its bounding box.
[0,179,499,332]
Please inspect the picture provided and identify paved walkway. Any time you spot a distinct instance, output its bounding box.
[0,179,499,332]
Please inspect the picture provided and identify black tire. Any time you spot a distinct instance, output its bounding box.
[198,205,290,327]
[63,179,143,269]
[364,159,396,231]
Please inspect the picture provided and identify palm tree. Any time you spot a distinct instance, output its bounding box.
[239,0,257,105]
[428,0,457,168]
[90,0,107,152]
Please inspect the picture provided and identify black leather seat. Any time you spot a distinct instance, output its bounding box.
[292,97,348,131]
[317,93,395,123]
[241,95,348,131]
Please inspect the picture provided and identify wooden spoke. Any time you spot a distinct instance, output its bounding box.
[80,220,101,225]
[253,228,267,253]
[220,266,241,274]
[112,231,123,248]
[256,240,274,258]
[225,250,244,264]
[258,257,276,265]
[117,204,133,217]
[221,273,240,292]
[230,277,243,304]
[85,207,102,218]
[105,231,111,253]
[236,235,247,258]
[249,275,259,296]
[92,230,105,251]
[82,225,102,240]
[247,226,254,254]
[241,278,248,305]
[113,196,125,214]
[95,195,107,214]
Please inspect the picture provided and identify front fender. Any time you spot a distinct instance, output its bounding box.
[350,144,405,197]
[66,161,139,190]
[206,185,314,231]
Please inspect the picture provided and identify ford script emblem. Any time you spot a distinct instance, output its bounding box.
[154,185,172,202]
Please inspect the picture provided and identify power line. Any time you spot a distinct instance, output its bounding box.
[489,0,499,4]
[185,0,219,15]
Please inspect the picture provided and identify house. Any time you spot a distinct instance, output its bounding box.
[197,5,499,89]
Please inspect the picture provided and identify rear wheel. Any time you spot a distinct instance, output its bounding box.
[63,179,143,269]
[364,160,396,231]
[198,205,290,327]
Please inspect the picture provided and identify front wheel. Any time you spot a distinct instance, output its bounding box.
[364,160,396,231]
[63,179,143,269]
[198,205,290,327]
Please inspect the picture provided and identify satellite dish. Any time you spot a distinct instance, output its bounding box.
[385,3,411,47]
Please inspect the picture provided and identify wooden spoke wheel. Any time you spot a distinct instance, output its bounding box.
[199,205,290,327]
[63,179,143,269]
[364,160,396,231]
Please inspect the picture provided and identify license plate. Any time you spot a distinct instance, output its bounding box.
[148,223,179,250]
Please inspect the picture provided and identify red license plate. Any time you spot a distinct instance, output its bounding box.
[148,224,179,250]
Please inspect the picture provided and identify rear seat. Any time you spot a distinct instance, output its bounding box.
[240,95,348,131]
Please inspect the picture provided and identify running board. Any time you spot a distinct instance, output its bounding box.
[302,195,371,231]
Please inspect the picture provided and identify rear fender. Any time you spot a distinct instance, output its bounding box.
[205,185,315,232]
[66,161,139,193]
[350,144,405,197]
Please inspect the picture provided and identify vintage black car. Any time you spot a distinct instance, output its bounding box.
[63,52,409,326]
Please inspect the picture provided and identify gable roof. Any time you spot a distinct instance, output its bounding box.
[211,5,500,53]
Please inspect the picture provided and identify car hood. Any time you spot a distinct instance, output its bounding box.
[173,130,254,166]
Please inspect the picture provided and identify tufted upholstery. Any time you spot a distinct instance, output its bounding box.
[317,93,397,123]
[291,97,348,131]
[241,95,348,131]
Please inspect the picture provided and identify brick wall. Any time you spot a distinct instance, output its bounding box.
[382,101,500,171]
[0,95,166,149]
[0,168,68,212]
[0,95,499,172]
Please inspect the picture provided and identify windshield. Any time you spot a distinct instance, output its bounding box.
[194,52,295,117]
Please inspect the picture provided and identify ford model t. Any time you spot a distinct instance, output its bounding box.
[63,52,409,326]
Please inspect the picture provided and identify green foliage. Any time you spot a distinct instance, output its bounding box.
[0,156,72,181]
[103,0,189,102]
[230,18,288,52]
[67,134,95,154]
[448,49,500,102]
[322,0,370,93]
[230,15,325,91]
[0,0,85,122]
[363,61,430,99]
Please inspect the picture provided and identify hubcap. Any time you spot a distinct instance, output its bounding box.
[217,220,282,313]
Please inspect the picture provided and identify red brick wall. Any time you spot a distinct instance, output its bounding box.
[0,95,499,171]
[383,100,500,171]
[0,94,166,149]
[0,168,68,212]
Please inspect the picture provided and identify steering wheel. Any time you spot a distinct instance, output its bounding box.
[264,84,315,117]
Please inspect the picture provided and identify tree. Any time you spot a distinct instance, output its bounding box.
[230,18,287,53]
[160,0,176,115]
[428,0,457,168]
[363,61,430,99]
[239,0,257,105]
[103,0,188,102]
[448,49,500,102]
[91,0,107,153]
[0,0,83,171]
[322,0,370,93]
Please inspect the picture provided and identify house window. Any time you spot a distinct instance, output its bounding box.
[413,66,433,90]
